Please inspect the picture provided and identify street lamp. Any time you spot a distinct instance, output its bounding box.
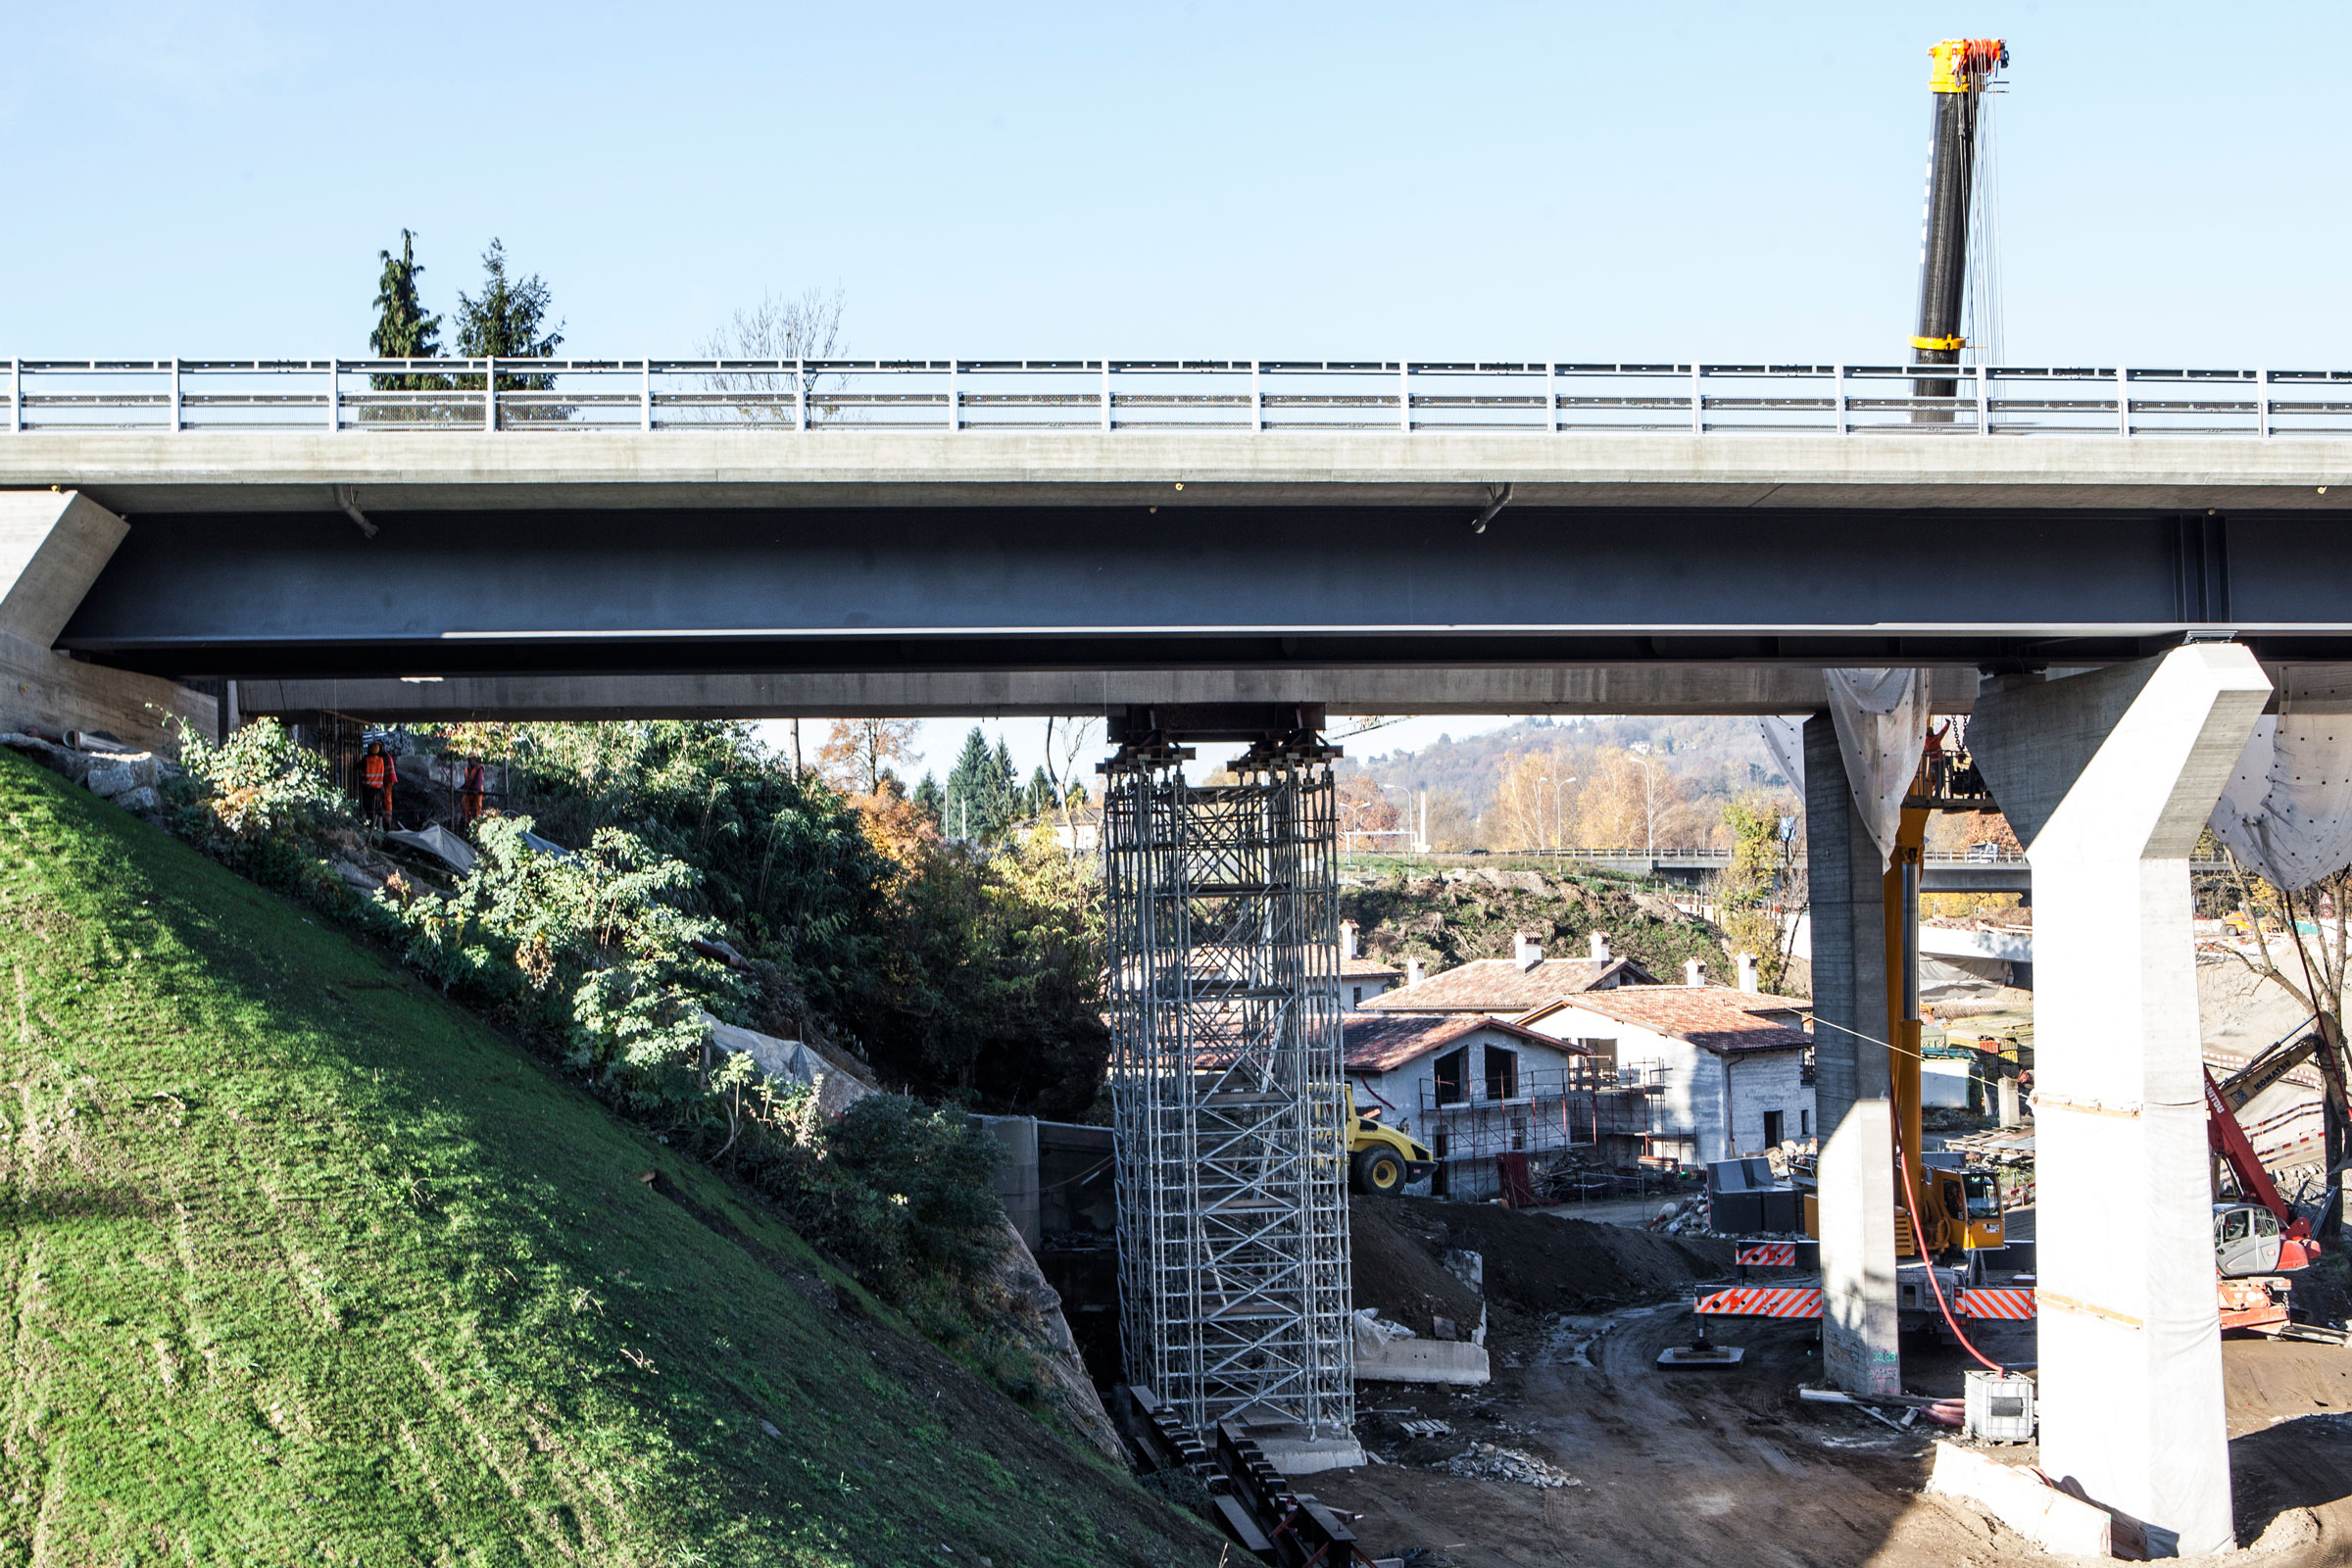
[1626,750,1657,858]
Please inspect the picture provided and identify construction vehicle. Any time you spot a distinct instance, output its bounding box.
[1345,1086,1434,1197]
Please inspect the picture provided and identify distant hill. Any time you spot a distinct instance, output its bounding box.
[1340,716,1791,849]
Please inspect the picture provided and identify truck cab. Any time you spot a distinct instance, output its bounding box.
[2215,1202,2319,1277]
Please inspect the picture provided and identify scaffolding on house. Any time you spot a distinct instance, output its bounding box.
[1418,1062,1697,1200]
[1102,732,1351,1441]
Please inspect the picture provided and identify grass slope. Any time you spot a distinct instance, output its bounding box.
[0,752,1218,1567]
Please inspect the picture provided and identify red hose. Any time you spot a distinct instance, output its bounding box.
[1893,1137,2008,1375]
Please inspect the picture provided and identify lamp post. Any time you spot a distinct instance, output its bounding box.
[1627,749,1657,859]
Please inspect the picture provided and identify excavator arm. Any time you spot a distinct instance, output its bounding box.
[2204,1064,2312,1241]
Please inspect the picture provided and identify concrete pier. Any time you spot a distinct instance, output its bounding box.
[1970,646,2271,1558]
[1803,713,1901,1396]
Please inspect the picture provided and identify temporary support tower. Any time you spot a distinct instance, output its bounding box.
[1102,731,1352,1440]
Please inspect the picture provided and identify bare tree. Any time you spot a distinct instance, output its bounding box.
[1041,715,1102,866]
[698,287,847,424]
[2215,854,2352,1235]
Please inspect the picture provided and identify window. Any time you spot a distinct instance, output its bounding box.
[2221,1208,2253,1245]
[1510,1108,1529,1152]
[1800,1108,1810,1138]
[1762,1109,1785,1149]
[1484,1046,1519,1102]
[1435,1048,1468,1105]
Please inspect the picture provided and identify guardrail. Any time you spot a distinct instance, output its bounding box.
[7,358,2352,437]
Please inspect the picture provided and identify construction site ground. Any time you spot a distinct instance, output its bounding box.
[1332,1198,2352,1567]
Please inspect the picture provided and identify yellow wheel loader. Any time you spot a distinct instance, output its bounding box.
[1348,1087,1435,1197]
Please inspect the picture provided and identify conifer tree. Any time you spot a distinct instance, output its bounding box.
[944,727,997,840]
[368,229,448,404]
[454,239,564,402]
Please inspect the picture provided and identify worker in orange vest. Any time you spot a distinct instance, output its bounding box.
[459,756,488,831]
[361,741,398,829]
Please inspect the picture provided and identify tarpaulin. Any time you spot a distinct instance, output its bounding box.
[1824,669,1932,871]
[2209,669,2352,891]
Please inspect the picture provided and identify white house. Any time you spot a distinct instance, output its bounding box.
[1360,930,1657,1017]
[1516,986,1815,1167]
[1339,920,1403,1009]
[1344,1012,1614,1200]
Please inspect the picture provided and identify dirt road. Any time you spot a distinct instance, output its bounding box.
[1321,1273,2352,1566]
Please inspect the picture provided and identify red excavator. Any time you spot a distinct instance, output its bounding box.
[2205,1035,2329,1333]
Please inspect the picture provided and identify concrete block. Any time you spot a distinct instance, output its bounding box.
[1352,1338,1491,1386]
[1925,1442,2113,1557]
[1252,1432,1366,1476]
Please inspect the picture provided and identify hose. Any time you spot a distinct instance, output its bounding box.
[1893,1135,2009,1376]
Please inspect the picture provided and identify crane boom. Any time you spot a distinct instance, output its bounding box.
[1912,38,2007,420]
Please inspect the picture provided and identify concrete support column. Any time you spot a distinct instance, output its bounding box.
[0,491,211,751]
[1970,646,2271,1558]
[1803,713,1900,1396]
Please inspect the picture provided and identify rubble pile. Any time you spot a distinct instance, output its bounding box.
[1,731,176,818]
[1440,1442,1583,1489]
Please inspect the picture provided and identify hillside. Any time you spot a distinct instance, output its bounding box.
[1340,868,1731,984]
[1341,715,1792,850]
[0,751,1219,1567]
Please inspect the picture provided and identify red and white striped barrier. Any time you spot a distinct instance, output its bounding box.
[1693,1287,1823,1319]
[1958,1287,2036,1321]
[1735,1242,1798,1267]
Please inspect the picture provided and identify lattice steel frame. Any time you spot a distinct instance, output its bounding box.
[1103,734,1351,1439]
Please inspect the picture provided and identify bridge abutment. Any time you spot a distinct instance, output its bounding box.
[1,491,212,752]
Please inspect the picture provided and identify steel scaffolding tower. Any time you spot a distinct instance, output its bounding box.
[1103,732,1351,1440]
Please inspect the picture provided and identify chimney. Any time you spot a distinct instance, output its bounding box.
[1340,920,1358,961]
[1684,957,1707,987]
[1406,956,1426,987]
[1590,930,1611,963]
[1737,953,1760,993]
[1514,931,1544,971]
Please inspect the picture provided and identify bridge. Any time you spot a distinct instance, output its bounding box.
[6,357,2352,741]
[0,352,2327,1555]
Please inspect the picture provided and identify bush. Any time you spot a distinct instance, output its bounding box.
[167,716,359,902]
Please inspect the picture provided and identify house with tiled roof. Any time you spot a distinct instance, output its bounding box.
[1358,930,1658,1016]
[1339,921,1403,1009]
[1516,984,1816,1167]
[1342,1011,1596,1200]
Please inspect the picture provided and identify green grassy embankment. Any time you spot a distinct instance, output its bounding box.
[0,751,1219,1567]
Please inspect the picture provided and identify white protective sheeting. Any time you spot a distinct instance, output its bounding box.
[1822,669,1932,872]
[383,823,477,875]
[1758,715,1807,799]
[2209,669,2352,891]
[701,1011,874,1117]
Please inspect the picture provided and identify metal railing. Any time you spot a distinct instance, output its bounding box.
[7,358,2352,437]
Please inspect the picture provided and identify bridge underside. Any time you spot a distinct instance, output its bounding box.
[52,504,2352,697]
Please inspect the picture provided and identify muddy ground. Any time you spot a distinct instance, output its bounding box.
[1328,1199,2352,1566]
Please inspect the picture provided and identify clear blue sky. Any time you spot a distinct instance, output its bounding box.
[8,2,2340,779]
